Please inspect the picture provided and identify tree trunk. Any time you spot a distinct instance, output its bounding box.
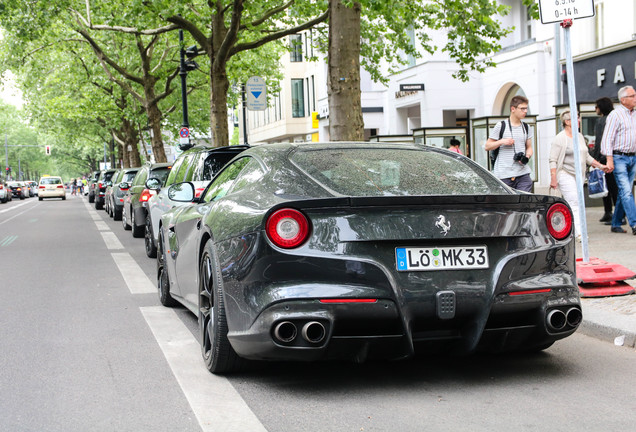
[328,0,364,141]
[121,118,142,167]
[209,63,230,148]
[146,102,167,162]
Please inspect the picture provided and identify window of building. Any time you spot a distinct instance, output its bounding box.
[406,28,416,68]
[524,6,533,41]
[311,75,316,112]
[290,34,303,62]
[291,79,305,118]
[305,77,310,117]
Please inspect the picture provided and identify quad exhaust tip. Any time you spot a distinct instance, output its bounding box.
[273,321,297,343]
[566,307,582,327]
[302,321,326,344]
[546,309,567,331]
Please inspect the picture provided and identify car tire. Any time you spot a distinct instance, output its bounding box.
[122,208,132,230]
[131,211,144,238]
[199,239,244,374]
[157,229,177,307]
[145,214,158,258]
[95,200,103,210]
[20,195,24,200]
[109,201,114,218]
[62,195,66,200]
[88,194,94,203]
[113,206,122,221]
[38,197,43,201]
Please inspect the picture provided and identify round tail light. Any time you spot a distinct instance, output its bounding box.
[546,203,572,240]
[266,208,310,249]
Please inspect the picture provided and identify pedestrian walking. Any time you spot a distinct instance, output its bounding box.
[592,97,619,224]
[549,109,606,240]
[485,96,534,192]
[601,85,636,235]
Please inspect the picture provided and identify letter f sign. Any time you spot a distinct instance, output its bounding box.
[597,69,606,87]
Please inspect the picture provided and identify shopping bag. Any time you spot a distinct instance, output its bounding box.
[588,168,608,199]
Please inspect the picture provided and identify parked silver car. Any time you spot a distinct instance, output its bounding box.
[145,145,248,258]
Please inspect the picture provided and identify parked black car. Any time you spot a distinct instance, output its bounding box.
[104,167,140,221]
[94,169,117,210]
[121,162,172,238]
[157,142,581,374]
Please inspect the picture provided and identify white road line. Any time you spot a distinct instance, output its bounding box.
[94,220,110,231]
[0,201,40,225]
[0,199,36,214]
[140,307,267,432]
[100,231,124,250]
[111,253,156,294]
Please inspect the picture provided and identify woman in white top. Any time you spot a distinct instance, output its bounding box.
[549,109,606,239]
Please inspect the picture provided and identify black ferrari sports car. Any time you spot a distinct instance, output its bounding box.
[157,142,581,374]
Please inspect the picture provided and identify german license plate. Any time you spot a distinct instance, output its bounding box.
[395,246,489,271]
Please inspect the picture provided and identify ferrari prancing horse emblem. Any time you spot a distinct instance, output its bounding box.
[435,215,451,236]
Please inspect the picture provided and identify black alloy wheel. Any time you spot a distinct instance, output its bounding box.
[199,240,243,374]
[145,214,157,258]
[157,229,177,307]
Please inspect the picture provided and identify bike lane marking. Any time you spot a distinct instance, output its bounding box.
[141,306,267,432]
[111,252,156,294]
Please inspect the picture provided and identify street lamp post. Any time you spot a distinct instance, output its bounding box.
[178,28,199,151]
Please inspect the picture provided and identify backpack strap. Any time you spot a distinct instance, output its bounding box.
[498,121,506,140]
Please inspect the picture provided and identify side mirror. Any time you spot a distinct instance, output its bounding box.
[167,182,195,202]
[119,182,130,189]
[105,181,113,187]
[145,177,162,190]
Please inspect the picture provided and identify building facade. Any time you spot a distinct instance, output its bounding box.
[243,0,636,192]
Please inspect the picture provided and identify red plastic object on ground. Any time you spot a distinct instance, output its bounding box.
[576,257,636,297]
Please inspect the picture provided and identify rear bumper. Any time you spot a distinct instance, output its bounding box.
[39,190,66,198]
[220,231,580,362]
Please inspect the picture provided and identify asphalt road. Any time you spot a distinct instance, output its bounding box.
[1,195,635,432]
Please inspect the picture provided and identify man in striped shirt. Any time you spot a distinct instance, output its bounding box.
[485,96,534,192]
[601,85,636,235]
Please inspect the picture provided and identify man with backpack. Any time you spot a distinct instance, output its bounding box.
[485,96,534,192]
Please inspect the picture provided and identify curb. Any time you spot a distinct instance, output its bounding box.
[578,304,636,347]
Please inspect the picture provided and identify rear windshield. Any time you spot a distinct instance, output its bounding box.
[122,171,138,183]
[40,177,62,185]
[290,147,508,196]
[103,171,116,182]
[149,167,171,186]
[199,152,239,180]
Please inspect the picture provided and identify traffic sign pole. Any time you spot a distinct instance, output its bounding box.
[562,20,589,262]
[538,0,594,262]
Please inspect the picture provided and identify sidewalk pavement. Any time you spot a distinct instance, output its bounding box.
[575,206,636,348]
